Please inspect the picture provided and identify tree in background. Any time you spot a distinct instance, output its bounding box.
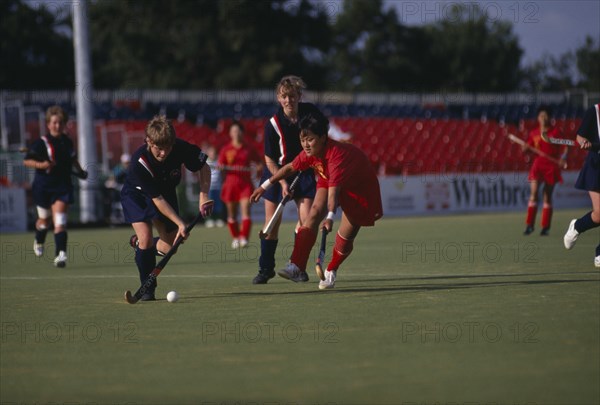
[0,0,74,89]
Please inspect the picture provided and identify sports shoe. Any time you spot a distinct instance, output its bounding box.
[205,219,215,228]
[319,270,336,290]
[523,226,534,235]
[54,251,67,268]
[595,256,600,268]
[33,241,44,257]
[563,219,579,250]
[239,238,249,248]
[231,239,240,249]
[277,263,307,283]
[140,292,156,301]
[252,270,276,284]
[540,228,550,236]
[216,219,225,228]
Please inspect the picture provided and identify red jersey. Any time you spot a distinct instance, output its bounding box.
[218,142,261,202]
[526,126,565,185]
[292,139,383,226]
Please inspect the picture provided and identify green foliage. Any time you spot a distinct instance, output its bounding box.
[0,0,74,89]
[1,0,596,92]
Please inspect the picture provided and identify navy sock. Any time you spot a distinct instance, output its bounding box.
[35,228,48,244]
[54,231,67,255]
[135,248,157,290]
[575,212,600,234]
[596,244,600,257]
[259,239,278,273]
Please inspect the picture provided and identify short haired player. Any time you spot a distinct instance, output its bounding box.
[218,120,262,248]
[23,105,88,267]
[564,103,600,267]
[250,110,383,289]
[522,106,568,236]
[252,75,323,284]
[122,116,213,301]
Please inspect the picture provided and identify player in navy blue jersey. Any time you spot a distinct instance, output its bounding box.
[23,105,87,268]
[564,103,600,267]
[252,75,322,284]
[122,115,213,301]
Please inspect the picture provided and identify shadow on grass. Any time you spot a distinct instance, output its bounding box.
[184,273,599,299]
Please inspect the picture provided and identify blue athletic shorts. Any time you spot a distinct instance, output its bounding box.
[575,152,600,192]
[32,181,74,208]
[121,187,179,232]
[260,168,316,203]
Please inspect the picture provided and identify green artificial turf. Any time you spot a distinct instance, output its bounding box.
[1,210,598,404]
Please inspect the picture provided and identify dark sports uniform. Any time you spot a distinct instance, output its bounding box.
[260,102,321,201]
[575,104,600,192]
[27,134,76,208]
[121,139,208,228]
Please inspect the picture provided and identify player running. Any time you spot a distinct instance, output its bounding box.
[218,121,262,248]
[522,106,568,236]
[250,110,383,290]
[23,105,88,268]
[122,116,213,301]
[564,103,600,267]
[252,75,323,284]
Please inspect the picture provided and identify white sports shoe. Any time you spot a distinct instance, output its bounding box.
[239,238,248,248]
[277,263,304,282]
[33,241,44,257]
[205,219,215,228]
[231,239,240,249]
[563,219,579,250]
[319,270,336,290]
[595,256,600,268]
[54,251,67,268]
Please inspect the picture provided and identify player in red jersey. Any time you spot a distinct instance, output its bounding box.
[250,110,383,290]
[218,121,262,248]
[522,106,568,236]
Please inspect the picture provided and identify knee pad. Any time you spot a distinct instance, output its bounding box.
[36,206,51,220]
[54,212,68,227]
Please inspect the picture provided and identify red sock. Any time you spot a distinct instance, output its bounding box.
[525,202,537,227]
[227,219,239,239]
[240,218,252,240]
[327,233,354,271]
[541,204,553,229]
[290,226,317,272]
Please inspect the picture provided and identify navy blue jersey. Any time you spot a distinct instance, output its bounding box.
[264,102,322,167]
[577,104,600,150]
[123,139,208,201]
[25,133,76,189]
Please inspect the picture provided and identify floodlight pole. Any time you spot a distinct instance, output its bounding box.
[73,0,98,222]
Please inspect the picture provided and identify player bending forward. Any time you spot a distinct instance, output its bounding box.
[121,116,213,301]
[250,110,383,289]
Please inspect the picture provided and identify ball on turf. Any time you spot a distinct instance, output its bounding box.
[166,290,179,303]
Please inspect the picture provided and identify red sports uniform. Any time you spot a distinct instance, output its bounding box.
[526,127,564,185]
[218,143,261,203]
[292,139,383,226]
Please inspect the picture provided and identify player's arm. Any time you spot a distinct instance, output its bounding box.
[322,186,341,232]
[197,164,213,217]
[71,159,88,179]
[152,195,187,241]
[250,162,297,203]
[23,158,53,170]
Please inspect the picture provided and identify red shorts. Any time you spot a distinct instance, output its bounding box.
[317,176,383,227]
[220,178,253,203]
[528,159,562,185]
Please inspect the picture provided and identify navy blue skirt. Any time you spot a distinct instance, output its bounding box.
[575,152,600,192]
[260,168,316,204]
[121,186,178,231]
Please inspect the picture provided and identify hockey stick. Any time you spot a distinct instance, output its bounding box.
[124,212,203,304]
[19,147,88,179]
[507,134,567,169]
[258,174,301,239]
[315,228,329,281]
